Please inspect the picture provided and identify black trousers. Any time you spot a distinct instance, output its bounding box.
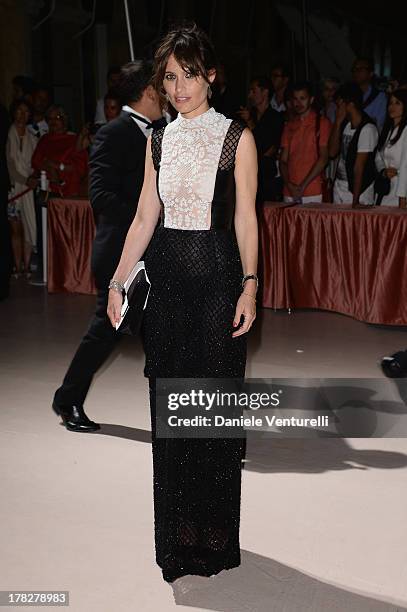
[54,288,122,406]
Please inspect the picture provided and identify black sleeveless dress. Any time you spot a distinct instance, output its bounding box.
[141,108,247,583]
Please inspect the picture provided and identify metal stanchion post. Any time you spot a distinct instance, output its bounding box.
[42,201,47,284]
[29,189,48,287]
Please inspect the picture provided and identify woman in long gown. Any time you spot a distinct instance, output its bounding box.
[107,24,258,583]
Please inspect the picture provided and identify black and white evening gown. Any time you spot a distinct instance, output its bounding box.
[141,106,247,583]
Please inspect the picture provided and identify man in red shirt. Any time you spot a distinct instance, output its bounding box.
[280,81,331,203]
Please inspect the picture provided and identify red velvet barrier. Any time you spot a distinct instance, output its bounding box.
[47,198,407,324]
[260,202,407,325]
[47,198,97,295]
[258,202,291,309]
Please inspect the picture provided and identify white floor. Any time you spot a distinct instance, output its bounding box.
[1,281,407,611]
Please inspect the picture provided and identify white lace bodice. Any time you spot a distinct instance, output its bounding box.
[158,107,232,230]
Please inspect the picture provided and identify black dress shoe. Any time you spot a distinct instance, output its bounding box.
[52,401,100,432]
[381,350,407,378]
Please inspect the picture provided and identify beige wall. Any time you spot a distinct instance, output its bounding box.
[0,0,30,107]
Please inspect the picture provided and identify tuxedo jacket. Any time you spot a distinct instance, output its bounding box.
[89,111,147,288]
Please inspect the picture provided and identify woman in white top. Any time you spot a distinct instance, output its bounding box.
[6,99,38,277]
[375,89,407,208]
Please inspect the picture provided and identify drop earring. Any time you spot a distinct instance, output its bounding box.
[207,85,212,99]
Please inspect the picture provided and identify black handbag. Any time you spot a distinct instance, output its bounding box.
[116,261,151,336]
[374,171,391,205]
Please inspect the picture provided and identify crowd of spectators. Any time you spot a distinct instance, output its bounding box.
[2,55,407,285]
[220,56,407,210]
[1,71,125,281]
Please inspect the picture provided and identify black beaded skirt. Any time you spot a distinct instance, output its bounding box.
[141,226,247,582]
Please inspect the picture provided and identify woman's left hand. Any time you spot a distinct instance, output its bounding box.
[232,292,256,337]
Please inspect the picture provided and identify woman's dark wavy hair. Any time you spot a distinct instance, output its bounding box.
[378,89,407,150]
[152,22,217,96]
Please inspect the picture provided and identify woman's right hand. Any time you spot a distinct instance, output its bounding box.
[107,289,123,327]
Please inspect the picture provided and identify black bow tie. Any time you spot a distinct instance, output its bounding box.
[127,112,167,130]
[127,112,153,129]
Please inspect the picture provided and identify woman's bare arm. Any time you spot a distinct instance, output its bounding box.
[107,135,161,325]
[232,127,258,337]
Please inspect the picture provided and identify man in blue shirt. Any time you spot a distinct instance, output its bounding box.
[352,57,387,132]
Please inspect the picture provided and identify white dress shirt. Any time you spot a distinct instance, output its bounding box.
[122,105,154,139]
[28,119,48,139]
[270,94,286,113]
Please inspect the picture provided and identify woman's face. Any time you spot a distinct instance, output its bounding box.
[163,53,215,116]
[48,109,67,134]
[104,98,120,122]
[14,103,30,125]
[388,96,404,122]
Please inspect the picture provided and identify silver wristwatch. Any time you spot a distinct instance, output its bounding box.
[242,274,258,290]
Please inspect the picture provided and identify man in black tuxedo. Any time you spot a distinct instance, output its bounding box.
[52,61,165,431]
